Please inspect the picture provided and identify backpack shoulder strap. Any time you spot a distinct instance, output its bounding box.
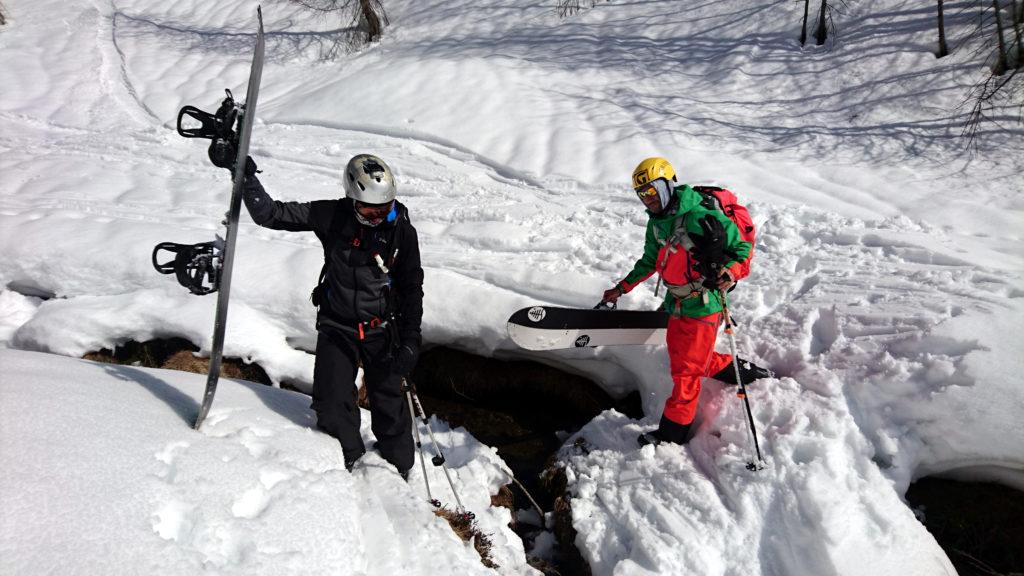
[313,201,347,300]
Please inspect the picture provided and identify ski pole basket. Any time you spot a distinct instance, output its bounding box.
[152,240,223,295]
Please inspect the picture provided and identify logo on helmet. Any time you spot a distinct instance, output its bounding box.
[361,158,386,181]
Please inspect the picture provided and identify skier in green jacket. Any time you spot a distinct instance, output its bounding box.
[601,157,770,446]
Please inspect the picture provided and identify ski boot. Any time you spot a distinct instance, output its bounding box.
[637,416,691,448]
[637,431,662,447]
[711,358,773,385]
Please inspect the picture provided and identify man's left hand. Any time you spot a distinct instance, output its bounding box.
[716,269,735,291]
[392,342,419,377]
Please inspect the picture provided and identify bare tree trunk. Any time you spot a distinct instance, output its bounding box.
[938,0,950,57]
[287,0,388,46]
[359,0,383,43]
[994,0,1009,74]
[1012,0,1023,68]
[961,0,1024,147]
[815,0,829,46]
[800,0,810,45]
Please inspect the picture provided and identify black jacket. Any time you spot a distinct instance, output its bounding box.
[241,176,423,347]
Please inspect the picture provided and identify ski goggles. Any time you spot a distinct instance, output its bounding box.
[635,178,670,200]
[354,200,396,226]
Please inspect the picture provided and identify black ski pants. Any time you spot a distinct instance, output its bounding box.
[311,329,413,473]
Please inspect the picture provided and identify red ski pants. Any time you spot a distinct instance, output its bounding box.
[663,313,733,426]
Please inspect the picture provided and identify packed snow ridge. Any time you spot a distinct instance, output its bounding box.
[1,0,1022,574]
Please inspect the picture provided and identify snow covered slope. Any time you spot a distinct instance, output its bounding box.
[1,0,1022,574]
[0,348,530,575]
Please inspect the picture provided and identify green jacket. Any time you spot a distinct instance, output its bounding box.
[619,185,752,318]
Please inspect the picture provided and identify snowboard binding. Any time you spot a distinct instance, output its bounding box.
[152,240,223,295]
[152,91,244,297]
[177,89,242,170]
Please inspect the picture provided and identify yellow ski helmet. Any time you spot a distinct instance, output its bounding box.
[631,157,677,190]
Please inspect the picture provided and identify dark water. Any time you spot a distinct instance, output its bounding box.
[906,476,1024,576]
[410,346,639,575]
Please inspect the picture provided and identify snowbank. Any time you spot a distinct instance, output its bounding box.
[0,348,533,575]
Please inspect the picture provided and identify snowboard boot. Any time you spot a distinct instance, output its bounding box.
[637,415,692,448]
[711,357,773,385]
[637,431,662,447]
[344,447,366,472]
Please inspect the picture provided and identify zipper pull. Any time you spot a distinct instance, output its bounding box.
[374,253,389,274]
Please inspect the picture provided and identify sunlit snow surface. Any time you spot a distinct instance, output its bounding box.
[1,0,1022,574]
[0,348,522,575]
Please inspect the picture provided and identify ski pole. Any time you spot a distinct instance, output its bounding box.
[403,382,434,504]
[720,293,766,471]
[403,378,468,513]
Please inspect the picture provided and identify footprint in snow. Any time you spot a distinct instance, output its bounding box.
[153,441,190,483]
[151,499,196,542]
[231,485,272,519]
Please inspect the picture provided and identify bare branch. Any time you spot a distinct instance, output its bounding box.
[286,0,387,44]
[555,0,608,19]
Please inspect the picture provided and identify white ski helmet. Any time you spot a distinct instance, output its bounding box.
[343,154,397,204]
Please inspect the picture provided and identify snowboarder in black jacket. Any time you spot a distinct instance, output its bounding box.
[240,154,423,476]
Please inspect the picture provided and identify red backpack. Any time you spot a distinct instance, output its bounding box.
[692,186,755,280]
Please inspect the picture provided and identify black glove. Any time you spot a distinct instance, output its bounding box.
[690,214,727,289]
[242,155,259,177]
[392,341,419,377]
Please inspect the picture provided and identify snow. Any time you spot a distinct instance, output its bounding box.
[1,0,1023,574]
[0,348,526,574]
